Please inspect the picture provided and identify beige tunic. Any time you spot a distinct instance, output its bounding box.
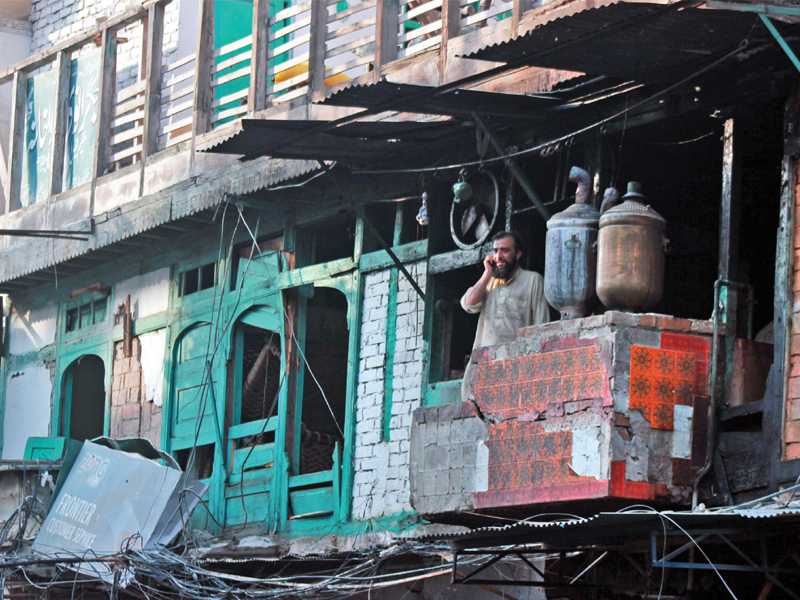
[460,269,549,400]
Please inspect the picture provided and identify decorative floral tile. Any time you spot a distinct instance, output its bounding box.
[629,346,696,430]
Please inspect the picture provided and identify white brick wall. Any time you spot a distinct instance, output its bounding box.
[29,0,182,83]
[352,261,427,520]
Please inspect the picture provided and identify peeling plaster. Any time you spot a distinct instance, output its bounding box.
[3,364,52,459]
[570,426,603,479]
[114,268,170,319]
[672,404,693,460]
[139,329,167,406]
[475,441,489,492]
[625,411,651,482]
[9,306,57,355]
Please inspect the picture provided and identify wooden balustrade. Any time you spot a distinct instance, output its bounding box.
[0,0,537,215]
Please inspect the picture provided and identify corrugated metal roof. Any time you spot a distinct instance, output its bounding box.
[197,118,469,163]
[462,2,778,82]
[411,508,800,549]
[317,81,559,119]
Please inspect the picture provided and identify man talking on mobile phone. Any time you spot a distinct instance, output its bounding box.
[460,231,550,401]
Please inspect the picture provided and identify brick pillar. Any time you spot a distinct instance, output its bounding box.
[786,159,800,459]
[110,337,162,447]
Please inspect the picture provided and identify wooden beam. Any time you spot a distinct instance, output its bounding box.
[192,0,215,138]
[374,0,399,79]
[6,70,27,214]
[512,0,535,38]
[718,118,742,405]
[248,0,269,113]
[48,51,71,200]
[92,28,117,185]
[767,92,800,490]
[441,0,461,78]
[143,2,165,162]
[307,0,328,97]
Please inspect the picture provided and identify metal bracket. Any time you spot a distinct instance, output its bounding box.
[759,14,800,74]
[352,203,426,303]
[471,111,551,221]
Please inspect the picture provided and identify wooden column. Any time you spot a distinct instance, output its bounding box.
[142,2,165,162]
[6,70,28,214]
[718,118,742,404]
[440,0,462,79]
[92,27,117,183]
[307,0,328,98]
[48,51,71,199]
[192,0,215,138]
[768,90,800,488]
[373,0,398,79]
[512,0,535,37]
[248,0,269,113]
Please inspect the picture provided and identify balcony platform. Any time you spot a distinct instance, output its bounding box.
[410,311,719,521]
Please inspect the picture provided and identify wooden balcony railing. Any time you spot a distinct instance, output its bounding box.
[0,0,537,217]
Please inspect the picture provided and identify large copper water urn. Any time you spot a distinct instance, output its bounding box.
[596,182,666,312]
[544,167,600,319]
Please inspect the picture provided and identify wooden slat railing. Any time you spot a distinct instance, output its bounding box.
[1,0,540,214]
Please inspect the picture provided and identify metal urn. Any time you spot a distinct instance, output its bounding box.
[596,182,666,312]
[544,167,600,320]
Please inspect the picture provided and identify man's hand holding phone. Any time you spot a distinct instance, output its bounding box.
[483,252,496,276]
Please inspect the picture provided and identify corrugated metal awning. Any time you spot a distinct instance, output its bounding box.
[316,81,561,119]
[411,508,800,550]
[462,2,787,81]
[196,118,469,162]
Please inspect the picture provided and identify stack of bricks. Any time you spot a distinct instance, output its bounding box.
[352,261,426,520]
[786,161,800,459]
[110,337,162,447]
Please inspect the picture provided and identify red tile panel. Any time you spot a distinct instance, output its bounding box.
[474,480,611,509]
[485,423,586,491]
[661,332,711,355]
[473,346,607,415]
[629,346,695,430]
[609,460,669,500]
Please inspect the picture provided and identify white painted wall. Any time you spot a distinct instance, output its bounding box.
[3,363,52,459]
[352,261,426,520]
[114,268,170,320]
[139,328,166,406]
[9,305,57,355]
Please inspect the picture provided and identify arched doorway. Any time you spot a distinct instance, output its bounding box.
[62,355,106,441]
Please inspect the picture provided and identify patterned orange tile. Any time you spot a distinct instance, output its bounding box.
[675,379,693,406]
[628,346,697,431]
[631,346,654,373]
[652,402,674,429]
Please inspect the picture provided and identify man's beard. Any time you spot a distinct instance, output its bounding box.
[492,255,518,279]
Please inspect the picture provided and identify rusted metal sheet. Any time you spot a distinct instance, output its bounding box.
[463,3,773,81]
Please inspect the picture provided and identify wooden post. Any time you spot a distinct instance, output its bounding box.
[307,0,328,98]
[6,70,28,214]
[512,0,535,37]
[48,51,71,199]
[373,0,398,79]
[193,0,215,138]
[767,90,800,488]
[92,27,117,182]
[441,0,462,78]
[249,0,269,113]
[718,118,742,404]
[142,2,165,162]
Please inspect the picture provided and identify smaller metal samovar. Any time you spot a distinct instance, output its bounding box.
[544,167,600,319]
